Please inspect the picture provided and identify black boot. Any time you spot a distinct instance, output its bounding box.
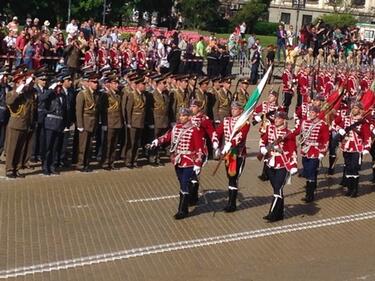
[350,178,359,198]
[258,164,269,181]
[345,178,353,197]
[263,196,276,220]
[328,156,336,175]
[339,173,347,186]
[188,181,199,206]
[372,168,375,183]
[223,189,238,213]
[303,181,315,203]
[174,193,189,220]
[268,196,284,222]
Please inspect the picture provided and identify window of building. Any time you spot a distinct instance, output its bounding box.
[302,15,313,26]
[280,13,291,24]
[352,0,365,6]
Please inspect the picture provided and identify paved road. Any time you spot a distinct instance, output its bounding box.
[0,84,375,281]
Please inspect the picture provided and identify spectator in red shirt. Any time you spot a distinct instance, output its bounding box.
[15,30,28,66]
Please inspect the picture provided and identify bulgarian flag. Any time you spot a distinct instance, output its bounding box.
[225,65,273,176]
[229,64,273,141]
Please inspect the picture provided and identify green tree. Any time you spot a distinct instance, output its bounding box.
[178,0,221,30]
[319,13,357,28]
[230,0,271,32]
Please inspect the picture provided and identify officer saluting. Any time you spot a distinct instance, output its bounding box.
[42,74,68,175]
[151,108,204,220]
[5,72,35,178]
[213,76,233,125]
[0,67,10,157]
[76,72,100,172]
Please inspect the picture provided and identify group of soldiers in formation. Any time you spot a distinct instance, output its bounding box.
[0,61,374,222]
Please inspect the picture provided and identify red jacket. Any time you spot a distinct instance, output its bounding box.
[295,118,329,158]
[282,69,294,93]
[260,124,297,171]
[158,121,204,167]
[192,112,216,156]
[214,116,250,157]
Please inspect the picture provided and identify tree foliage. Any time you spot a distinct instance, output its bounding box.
[319,13,357,28]
[178,0,221,30]
[230,0,271,30]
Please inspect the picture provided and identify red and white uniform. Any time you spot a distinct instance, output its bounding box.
[109,47,121,69]
[298,71,309,99]
[294,101,310,130]
[335,72,346,88]
[137,49,146,70]
[360,76,372,92]
[97,47,108,68]
[158,121,204,167]
[122,49,132,69]
[214,116,250,157]
[260,125,297,171]
[191,112,216,155]
[316,72,325,94]
[282,69,294,94]
[253,101,280,134]
[333,115,372,153]
[295,118,329,158]
[346,75,358,97]
[324,79,335,98]
[84,50,96,69]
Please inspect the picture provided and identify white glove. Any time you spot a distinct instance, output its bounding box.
[148,125,155,129]
[77,127,84,132]
[254,115,262,123]
[193,165,201,175]
[16,84,25,94]
[0,75,3,80]
[260,147,268,155]
[290,167,298,175]
[25,76,33,85]
[363,150,370,156]
[372,128,375,135]
[221,142,232,154]
[102,126,108,131]
[126,124,132,128]
[49,82,58,90]
[318,153,324,160]
[215,120,221,124]
[212,141,219,150]
[151,139,159,148]
[338,128,346,136]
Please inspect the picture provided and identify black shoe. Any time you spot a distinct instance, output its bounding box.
[267,197,284,222]
[42,170,51,176]
[350,178,359,198]
[303,181,315,203]
[223,189,237,213]
[15,171,25,178]
[263,214,271,220]
[80,167,93,173]
[258,174,268,181]
[372,168,375,183]
[125,163,134,169]
[6,172,17,179]
[174,193,189,220]
[50,169,60,175]
[188,182,199,206]
[328,168,334,175]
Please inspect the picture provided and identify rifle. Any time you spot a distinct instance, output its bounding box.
[190,75,198,101]
[256,132,292,161]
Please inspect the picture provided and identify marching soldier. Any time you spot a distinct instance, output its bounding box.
[101,75,123,170]
[213,101,250,213]
[233,78,250,105]
[334,101,372,197]
[259,111,297,222]
[124,77,147,168]
[189,99,217,205]
[213,77,232,125]
[5,73,35,178]
[42,79,68,175]
[151,107,204,220]
[75,72,100,172]
[295,105,329,203]
[0,68,10,157]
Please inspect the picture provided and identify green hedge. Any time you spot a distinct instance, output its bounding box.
[252,21,279,36]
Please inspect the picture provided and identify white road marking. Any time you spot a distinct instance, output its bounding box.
[0,211,375,278]
[126,190,218,203]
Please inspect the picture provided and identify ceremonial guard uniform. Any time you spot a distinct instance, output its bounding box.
[101,75,123,170]
[334,102,372,197]
[84,45,97,70]
[259,111,297,222]
[75,73,100,172]
[152,108,204,219]
[5,74,35,178]
[213,102,250,212]
[295,105,329,202]
[213,77,232,124]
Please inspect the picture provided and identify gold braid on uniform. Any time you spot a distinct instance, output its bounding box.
[83,90,96,111]
[8,103,25,117]
[107,91,119,112]
[133,91,145,110]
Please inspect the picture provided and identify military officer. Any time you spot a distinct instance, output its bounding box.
[171,75,190,122]
[233,78,250,106]
[5,73,35,178]
[75,72,100,172]
[0,67,10,157]
[213,77,232,125]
